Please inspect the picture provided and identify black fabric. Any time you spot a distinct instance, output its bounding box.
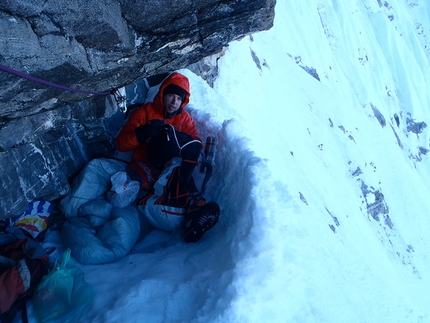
[163,84,186,102]
[178,160,197,194]
[146,125,199,168]
[157,164,198,208]
[181,141,201,161]
[146,133,179,168]
[142,123,201,208]
[134,119,165,144]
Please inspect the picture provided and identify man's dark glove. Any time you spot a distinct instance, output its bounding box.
[159,124,194,144]
[134,119,165,144]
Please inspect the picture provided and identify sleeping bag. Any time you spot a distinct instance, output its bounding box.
[60,158,141,265]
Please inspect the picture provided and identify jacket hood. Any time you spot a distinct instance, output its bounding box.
[153,72,190,114]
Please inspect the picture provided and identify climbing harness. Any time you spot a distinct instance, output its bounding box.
[0,63,128,113]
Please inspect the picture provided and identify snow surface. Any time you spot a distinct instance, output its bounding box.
[28,0,430,322]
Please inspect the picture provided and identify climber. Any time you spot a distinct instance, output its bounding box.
[116,72,201,201]
[115,72,219,242]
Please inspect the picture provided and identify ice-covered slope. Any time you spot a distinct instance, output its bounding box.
[213,0,430,321]
[34,1,430,322]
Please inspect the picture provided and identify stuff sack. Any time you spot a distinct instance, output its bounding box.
[33,248,93,322]
[0,235,49,322]
[5,201,51,239]
[107,171,140,208]
[139,158,187,231]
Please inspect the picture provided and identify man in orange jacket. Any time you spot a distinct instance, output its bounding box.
[116,72,220,243]
[116,72,202,204]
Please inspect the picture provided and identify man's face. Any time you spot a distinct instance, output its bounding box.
[163,93,182,114]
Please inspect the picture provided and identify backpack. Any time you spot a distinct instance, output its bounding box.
[138,136,217,233]
[0,229,49,323]
[138,158,187,231]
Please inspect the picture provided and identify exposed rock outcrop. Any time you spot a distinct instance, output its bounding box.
[0,0,276,218]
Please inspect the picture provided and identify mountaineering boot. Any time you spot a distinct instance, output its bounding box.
[184,201,220,243]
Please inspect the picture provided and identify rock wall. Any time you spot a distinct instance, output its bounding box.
[0,0,276,219]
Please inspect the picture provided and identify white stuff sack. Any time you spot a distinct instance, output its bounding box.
[108,172,140,208]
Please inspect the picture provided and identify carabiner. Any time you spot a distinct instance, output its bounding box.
[112,88,127,113]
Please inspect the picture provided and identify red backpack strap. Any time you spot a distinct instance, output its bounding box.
[0,238,49,317]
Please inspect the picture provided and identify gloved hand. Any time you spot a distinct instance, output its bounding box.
[159,124,193,144]
[134,119,165,144]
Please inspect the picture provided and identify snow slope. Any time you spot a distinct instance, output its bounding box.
[30,0,430,322]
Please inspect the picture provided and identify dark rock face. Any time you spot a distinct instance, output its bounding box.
[0,0,275,115]
[0,0,276,219]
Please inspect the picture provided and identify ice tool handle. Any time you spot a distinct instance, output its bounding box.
[200,136,216,173]
[198,136,216,197]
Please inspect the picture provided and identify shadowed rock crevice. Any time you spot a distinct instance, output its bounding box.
[0,0,276,218]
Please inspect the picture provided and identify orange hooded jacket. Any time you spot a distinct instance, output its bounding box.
[116,72,201,162]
